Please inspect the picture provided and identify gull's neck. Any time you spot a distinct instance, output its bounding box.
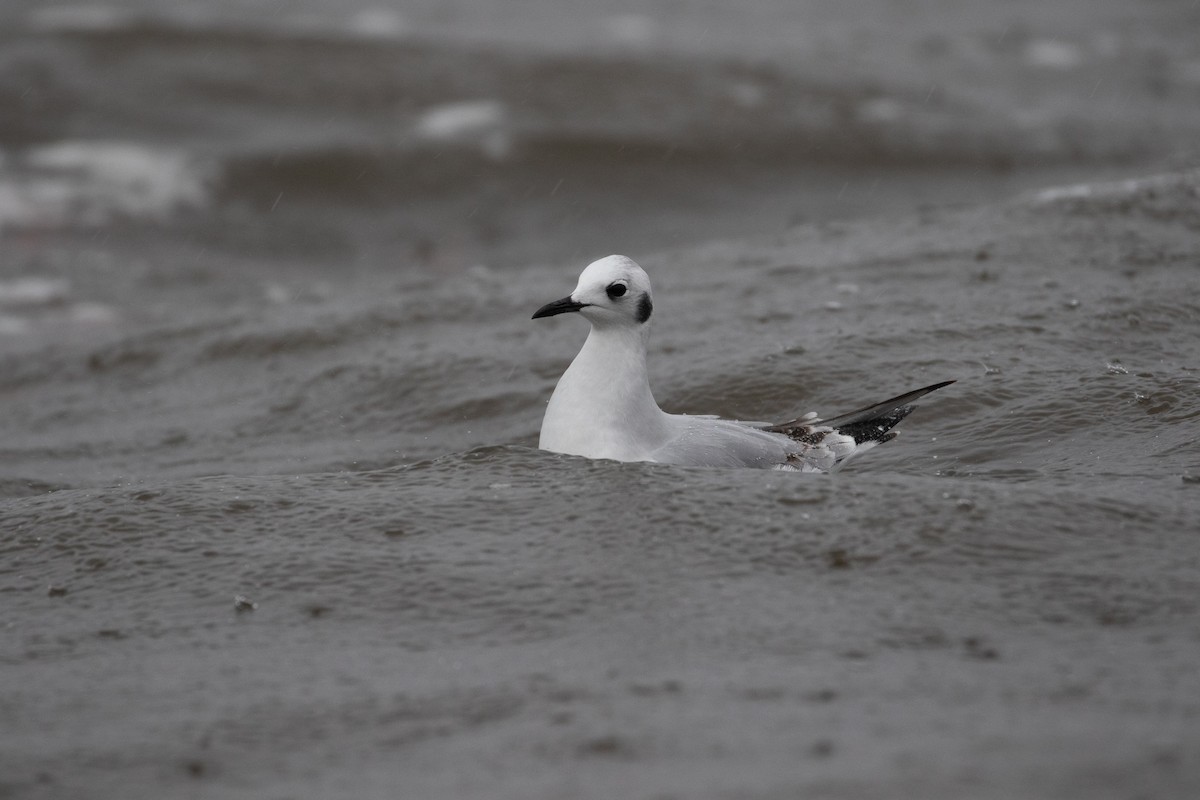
[539,322,671,460]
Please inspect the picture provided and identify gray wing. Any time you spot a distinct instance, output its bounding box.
[647,416,790,468]
[650,415,854,471]
[650,381,955,471]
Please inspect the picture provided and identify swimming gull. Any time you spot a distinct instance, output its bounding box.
[532,255,953,471]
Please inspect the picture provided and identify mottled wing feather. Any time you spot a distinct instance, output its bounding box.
[766,380,955,445]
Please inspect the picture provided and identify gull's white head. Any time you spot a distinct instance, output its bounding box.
[531,255,653,328]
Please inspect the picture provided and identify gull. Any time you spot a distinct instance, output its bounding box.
[532,255,953,471]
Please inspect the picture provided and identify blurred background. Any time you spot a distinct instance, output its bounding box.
[4,5,1200,799]
[3,0,1198,273]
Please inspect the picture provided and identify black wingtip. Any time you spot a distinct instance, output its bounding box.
[823,380,955,444]
[920,379,957,394]
[767,379,956,446]
[831,405,915,445]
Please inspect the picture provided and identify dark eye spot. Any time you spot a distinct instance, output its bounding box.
[636,294,653,323]
[606,283,627,299]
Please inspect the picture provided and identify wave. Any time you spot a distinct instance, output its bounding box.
[0,141,213,231]
[0,15,1159,232]
[25,5,411,42]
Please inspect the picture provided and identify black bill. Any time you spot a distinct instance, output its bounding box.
[532,296,587,319]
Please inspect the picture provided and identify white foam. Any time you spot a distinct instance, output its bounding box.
[727,81,767,110]
[28,4,134,33]
[857,97,904,124]
[1029,170,1200,204]
[345,8,408,39]
[0,141,212,230]
[413,101,511,160]
[1024,39,1084,70]
[0,278,71,308]
[601,14,660,49]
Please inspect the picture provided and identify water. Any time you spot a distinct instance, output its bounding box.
[2,3,1200,798]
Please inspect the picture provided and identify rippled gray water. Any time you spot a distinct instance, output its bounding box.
[2,4,1200,799]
